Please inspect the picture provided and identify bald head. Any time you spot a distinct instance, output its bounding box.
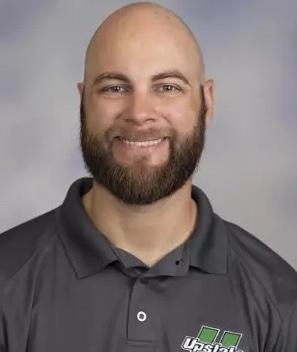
[83,2,205,86]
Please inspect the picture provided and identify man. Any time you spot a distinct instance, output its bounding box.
[0,2,296,352]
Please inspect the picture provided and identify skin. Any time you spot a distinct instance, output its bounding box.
[77,2,214,267]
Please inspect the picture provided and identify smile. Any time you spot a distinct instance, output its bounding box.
[121,138,164,147]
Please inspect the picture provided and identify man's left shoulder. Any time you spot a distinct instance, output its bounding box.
[222,217,297,308]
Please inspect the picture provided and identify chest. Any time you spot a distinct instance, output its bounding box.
[18,272,260,352]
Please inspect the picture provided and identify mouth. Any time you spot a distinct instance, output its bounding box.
[117,137,165,146]
[115,136,167,147]
[113,136,169,156]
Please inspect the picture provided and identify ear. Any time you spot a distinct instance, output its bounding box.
[203,79,215,129]
[77,82,84,98]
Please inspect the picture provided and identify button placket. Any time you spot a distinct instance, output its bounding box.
[127,278,155,341]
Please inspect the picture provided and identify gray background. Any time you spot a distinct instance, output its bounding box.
[1,0,296,269]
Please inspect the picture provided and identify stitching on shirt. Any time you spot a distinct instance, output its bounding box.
[0,226,57,295]
[226,222,283,323]
[0,286,7,348]
[0,225,57,349]
[226,224,285,350]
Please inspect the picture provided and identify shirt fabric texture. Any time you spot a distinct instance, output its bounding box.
[0,177,296,352]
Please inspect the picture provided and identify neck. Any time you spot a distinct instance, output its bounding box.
[82,178,198,267]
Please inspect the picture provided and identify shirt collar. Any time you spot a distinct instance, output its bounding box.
[55,177,227,279]
[56,177,118,278]
[112,240,191,278]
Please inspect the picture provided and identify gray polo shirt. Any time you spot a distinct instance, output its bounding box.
[0,177,296,352]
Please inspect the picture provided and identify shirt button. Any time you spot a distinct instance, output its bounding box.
[137,311,147,322]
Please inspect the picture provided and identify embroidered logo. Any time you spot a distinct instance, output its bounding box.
[181,325,244,352]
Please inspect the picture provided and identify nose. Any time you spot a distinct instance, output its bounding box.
[122,90,158,125]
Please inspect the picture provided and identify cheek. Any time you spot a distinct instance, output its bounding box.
[86,99,120,132]
[164,103,198,136]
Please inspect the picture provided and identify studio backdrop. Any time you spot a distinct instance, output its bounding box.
[0,0,296,269]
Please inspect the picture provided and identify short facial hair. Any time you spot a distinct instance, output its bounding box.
[80,85,207,205]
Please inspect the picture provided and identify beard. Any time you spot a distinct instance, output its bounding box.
[80,86,207,205]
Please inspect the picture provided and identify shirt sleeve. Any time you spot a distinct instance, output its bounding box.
[272,301,297,352]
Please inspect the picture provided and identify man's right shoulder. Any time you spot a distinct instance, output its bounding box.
[0,208,59,288]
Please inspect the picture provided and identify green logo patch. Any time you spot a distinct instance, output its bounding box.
[181,325,244,352]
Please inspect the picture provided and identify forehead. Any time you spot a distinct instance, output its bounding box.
[85,11,201,83]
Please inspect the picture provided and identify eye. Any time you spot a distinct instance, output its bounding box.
[157,84,181,93]
[100,85,129,94]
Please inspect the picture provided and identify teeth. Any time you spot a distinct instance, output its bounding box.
[121,138,164,147]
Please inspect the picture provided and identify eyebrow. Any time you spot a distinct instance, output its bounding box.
[152,70,190,85]
[92,69,190,87]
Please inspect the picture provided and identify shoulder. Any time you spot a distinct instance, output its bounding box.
[0,209,58,288]
[223,218,297,318]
